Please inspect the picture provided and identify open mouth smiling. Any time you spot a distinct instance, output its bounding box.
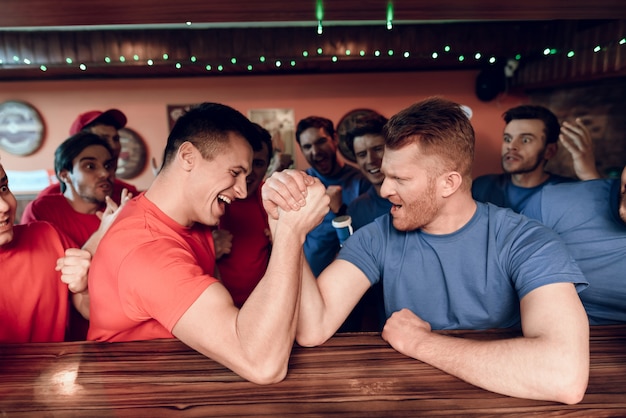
[218,194,232,205]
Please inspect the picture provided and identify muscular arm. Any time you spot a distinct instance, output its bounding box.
[173,179,330,385]
[382,282,589,404]
[297,259,372,346]
[260,169,373,347]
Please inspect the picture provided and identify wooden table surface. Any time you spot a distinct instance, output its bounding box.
[1,325,625,417]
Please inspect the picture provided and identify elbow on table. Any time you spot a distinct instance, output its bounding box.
[550,365,589,405]
[295,329,331,348]
[245,360,289,385]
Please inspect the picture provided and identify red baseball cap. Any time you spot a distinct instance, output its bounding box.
[69,109,127,135]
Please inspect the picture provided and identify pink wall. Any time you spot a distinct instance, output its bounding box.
[0,70,527,192]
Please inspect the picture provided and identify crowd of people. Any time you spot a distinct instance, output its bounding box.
[1,97,624,403]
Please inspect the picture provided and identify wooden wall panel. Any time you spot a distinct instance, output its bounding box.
[0,20,624,89]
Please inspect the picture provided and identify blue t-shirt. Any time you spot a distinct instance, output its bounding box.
[523,179,626,325]
[305,164,371,277]
[337,202,587,330]
[472,173,574,213]
[347,187,392,231]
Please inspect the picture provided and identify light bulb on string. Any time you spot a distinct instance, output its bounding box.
[316,0,324,35]
[386,1,393,30]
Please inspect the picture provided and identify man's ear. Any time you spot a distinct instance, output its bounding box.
[176,141,197,172]
[57,169,70,184]
[441,171,463,198]
[544,142,558,160]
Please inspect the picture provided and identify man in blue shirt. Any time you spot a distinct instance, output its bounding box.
[341,110,392,330]
[295,116,371,277]
[523,165,626,325]
[264,98,589,404]
[472,105,599,212]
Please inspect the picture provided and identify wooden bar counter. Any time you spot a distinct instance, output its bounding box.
[1,325,625,417]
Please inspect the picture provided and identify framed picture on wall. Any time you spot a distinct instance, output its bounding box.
[248,108,296,169]
[166,104,200,131]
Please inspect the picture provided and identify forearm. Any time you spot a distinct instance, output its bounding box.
[407,331,588,404]
[296,258,332,346]
[235,221,305,377]
[82,226,105,256]
[71,291,90,320]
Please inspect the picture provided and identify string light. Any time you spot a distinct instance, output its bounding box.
[6,35,625,76]
[386,1,393,30]
[316,0,324,35]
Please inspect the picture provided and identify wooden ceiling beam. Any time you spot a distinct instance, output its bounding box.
[1,0,625,29]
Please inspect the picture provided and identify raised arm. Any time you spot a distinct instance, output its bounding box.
[261,169,372,347]
[382,282,589,404]
[297,259,372,346]
[83,188,132,256]
[172,176,330,385]
[559,118,601,180]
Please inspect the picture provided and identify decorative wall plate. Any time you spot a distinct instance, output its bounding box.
[116,127,147,179]
[0,101,45,156]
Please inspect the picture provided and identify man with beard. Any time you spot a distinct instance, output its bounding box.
[472,105,600,212]
[523,165,626,324]
[22,133,128,248]
[262,97,589,404]
[37,109,139,204]
[21,133,131,339]
[87,103,330,385]
[295,116,371,277]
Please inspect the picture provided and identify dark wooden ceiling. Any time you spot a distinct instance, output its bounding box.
[1,1,625,87]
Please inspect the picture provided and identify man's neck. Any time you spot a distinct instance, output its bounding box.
[510,169,550,188]
[63,190,102,214]
[421,193,477,235]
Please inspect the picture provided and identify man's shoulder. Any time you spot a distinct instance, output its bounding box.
[114,179,139,194]
[473,173,508,187]
[28,193,68,210]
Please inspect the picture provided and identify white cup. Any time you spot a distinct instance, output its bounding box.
[332,215,353,246]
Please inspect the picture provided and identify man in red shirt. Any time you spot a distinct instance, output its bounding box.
[38,109,139,202]
[0,160,91,343]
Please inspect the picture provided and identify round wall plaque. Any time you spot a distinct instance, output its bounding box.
[0,101,45,156]
[116,127,147,179]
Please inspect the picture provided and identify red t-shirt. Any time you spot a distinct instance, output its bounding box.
[217,188,271,307]
[38,179,139,205]
[21,194,101,247]
[0,222,74,343]
[88,194,219,342]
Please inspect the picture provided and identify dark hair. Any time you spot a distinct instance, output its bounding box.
[161,102,261,168]
[344,111,388,157]
[295,116,335,144]
[502,105,560,144]
[252,122,273,160]
[384,97,475,188]
[54,132,113,193]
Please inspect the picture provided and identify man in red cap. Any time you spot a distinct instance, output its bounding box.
[38,109,139,203]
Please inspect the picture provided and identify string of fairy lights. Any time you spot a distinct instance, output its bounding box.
[0,36,623,75]
[0,0,624,75]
